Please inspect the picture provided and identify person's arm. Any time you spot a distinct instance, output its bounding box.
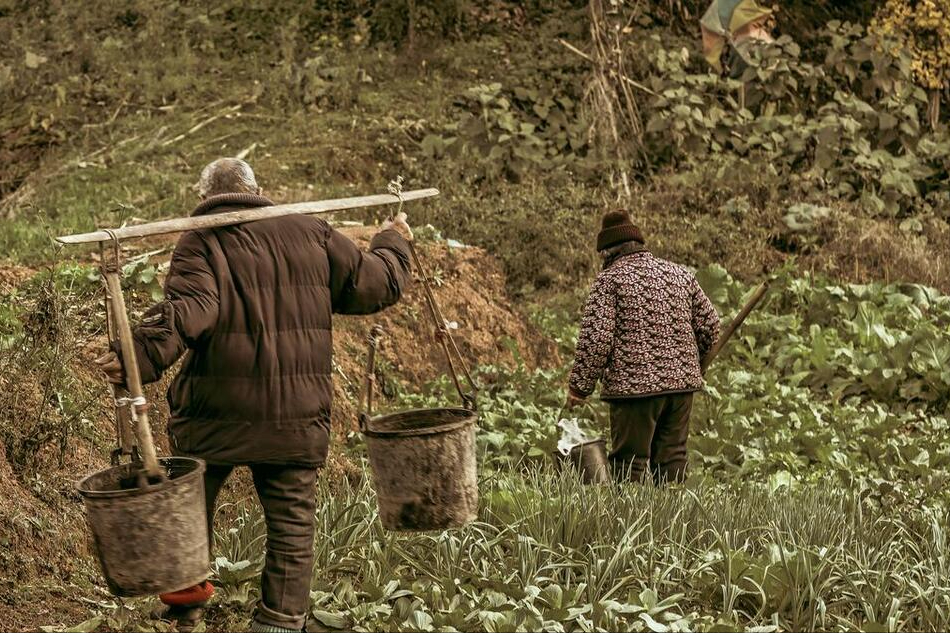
[567,274,616,402]
[691,277,720,362]
[327,219,412,315]
[131,232,220,383]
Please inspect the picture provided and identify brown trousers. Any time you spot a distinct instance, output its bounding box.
[204,464,318,631]
[608,392,693,484]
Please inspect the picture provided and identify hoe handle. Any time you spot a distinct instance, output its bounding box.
[700,278,770,374]
[103,271,163,480]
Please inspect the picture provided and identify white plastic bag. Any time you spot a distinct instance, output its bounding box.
[557,417,591,456]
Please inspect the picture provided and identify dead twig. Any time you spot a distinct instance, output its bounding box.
[558,38,659,97]
[160,104,243,147]
[576,0,653,196]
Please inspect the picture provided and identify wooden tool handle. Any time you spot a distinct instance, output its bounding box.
[700,279,770,374]
[104,271,163,479]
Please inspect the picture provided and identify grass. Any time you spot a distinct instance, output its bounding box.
[5,2,949,293]
[73,467,950,632]
[23,261,950,632]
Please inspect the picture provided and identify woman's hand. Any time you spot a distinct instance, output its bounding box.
[564,388,587,410]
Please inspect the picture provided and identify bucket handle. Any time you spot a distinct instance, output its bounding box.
[409,241,479,411]
[389,177,478,411]
[358,325,385,432]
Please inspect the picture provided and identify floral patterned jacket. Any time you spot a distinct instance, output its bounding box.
[568,250,720,399]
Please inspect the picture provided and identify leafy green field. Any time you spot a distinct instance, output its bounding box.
[188,470,946,633]
[402,266,950,508]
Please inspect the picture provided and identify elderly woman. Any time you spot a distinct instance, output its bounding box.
[566,211,720,484]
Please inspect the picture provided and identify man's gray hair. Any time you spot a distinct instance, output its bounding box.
[197,158,259,198]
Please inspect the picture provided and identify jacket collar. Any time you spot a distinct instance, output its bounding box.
[601,241,649,270]
[191,193,275,217]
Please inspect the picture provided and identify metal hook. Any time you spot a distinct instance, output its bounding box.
[387,176,405,219]
[102,228,122,273]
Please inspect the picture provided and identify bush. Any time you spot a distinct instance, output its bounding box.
[0,268,101,476]
[422,81,591,180]
[368,0,468,46]
[635,22,950,216]
[410,174,601,295]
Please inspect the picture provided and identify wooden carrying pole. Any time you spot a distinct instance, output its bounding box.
[56,188,439,245]
[700,278,770,373]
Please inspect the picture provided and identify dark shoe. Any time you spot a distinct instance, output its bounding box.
[249,619,302,632]
[150,604,205,632]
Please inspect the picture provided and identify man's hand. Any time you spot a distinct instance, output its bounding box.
[564,388,587,411]
[382,212,413,242]
[95,351,126,385]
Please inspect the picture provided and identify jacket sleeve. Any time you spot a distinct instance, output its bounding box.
[568,274,616,397]
[131,232,220,384]
[327,227,412,315]
[690,277,720,361]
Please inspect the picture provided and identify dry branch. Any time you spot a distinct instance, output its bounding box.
[160,104,243,147]
[558,38,659,97]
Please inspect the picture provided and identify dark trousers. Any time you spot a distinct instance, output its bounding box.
[204,463,318,631]
[608,393,693,484]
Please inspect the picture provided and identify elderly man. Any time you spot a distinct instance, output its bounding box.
[96,158,413,633]
[567,210,720,484]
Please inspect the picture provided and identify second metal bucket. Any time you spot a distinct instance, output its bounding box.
[554,438,611,484]
[76,457,210,597]
[363,407,478,531]
[359,233,481,532]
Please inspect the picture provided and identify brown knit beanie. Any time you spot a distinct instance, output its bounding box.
[597,210,644,251]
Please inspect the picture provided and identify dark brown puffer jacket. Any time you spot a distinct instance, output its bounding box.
[130,193,411,466]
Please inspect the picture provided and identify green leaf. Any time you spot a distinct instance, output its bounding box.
[310,609,348,629]
[878,112,898,131]
[64,617,104,633]
[420,134,445,158]
[768,470,794,493]
[406,610,434,631]
[25,50,48,69]
[640,612,670,632]
[639,588,658,610]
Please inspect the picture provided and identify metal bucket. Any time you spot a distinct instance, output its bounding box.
[363,407,478,531]
[76,456,209,597]
[553,438,611,484]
